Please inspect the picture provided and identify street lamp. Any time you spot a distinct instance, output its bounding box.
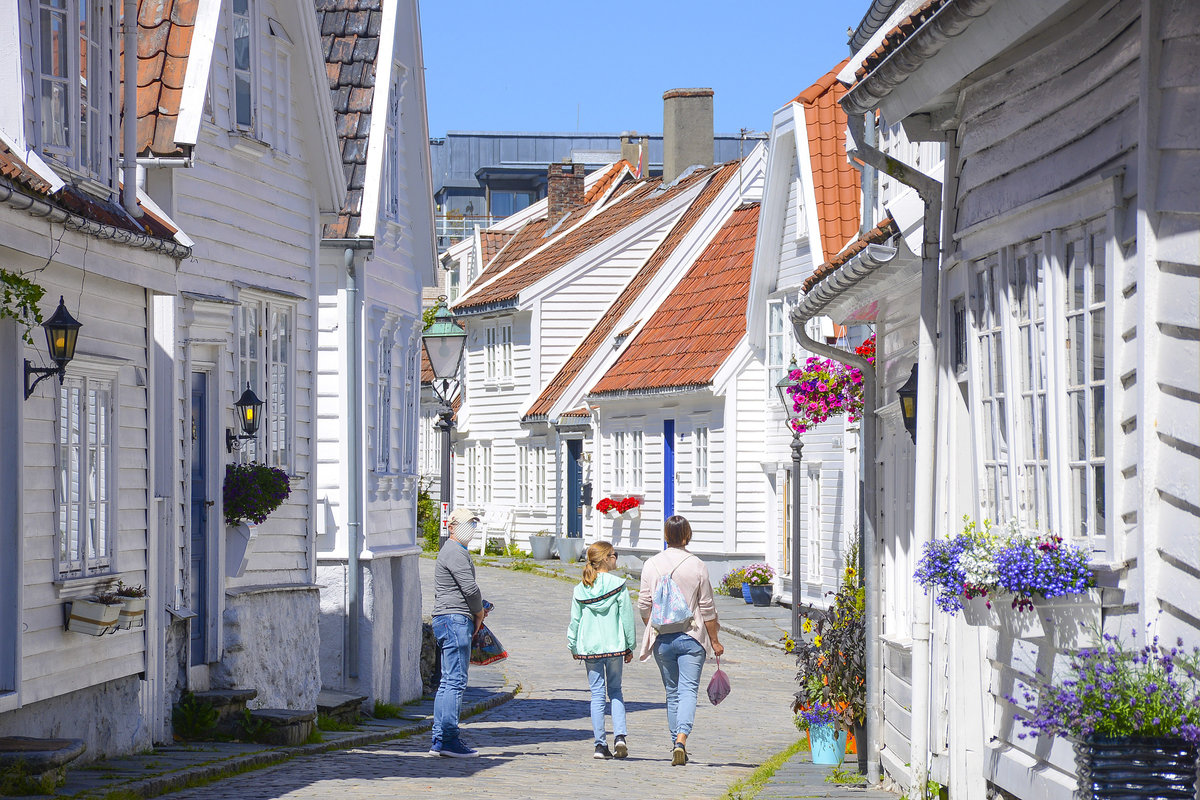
[226,383,264,453]
[897,363,919,444]
[421,299,467,524]
[24,295,82,399]
[776,358,805,641]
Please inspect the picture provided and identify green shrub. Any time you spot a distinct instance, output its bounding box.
[373,701,404,719]
[417,483,440,552]
[172,692,219,740]
[235,709,274,744]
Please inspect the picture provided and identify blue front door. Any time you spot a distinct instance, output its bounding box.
[663,419,675,546]
[189,372,209,665]
[567,439,583,537]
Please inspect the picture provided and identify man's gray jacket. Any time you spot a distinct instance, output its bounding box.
[432,541,484,618]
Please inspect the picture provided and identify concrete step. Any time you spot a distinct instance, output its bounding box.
[316,689,367,725]
[247,708,316,746]
[0,736,86,791]
[183,688,258,736]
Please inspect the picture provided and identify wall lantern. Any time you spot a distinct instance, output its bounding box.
[24,295,82,399]
[897,363,919,444]
[226,383,264,453]
[774,357,801,427]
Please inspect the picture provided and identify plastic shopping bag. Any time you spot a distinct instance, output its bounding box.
[470,623,508,665]
[707,656,731,705]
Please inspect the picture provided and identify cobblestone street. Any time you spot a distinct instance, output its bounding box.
[160,558,802,800]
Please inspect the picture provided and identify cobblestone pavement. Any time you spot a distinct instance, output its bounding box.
[160,559,804,800]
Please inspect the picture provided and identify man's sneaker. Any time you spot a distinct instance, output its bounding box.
[427,744,442,756]
[613,735,628,759]
[594,743,613,759]
[671,741,688,766]
[438,740,479,758]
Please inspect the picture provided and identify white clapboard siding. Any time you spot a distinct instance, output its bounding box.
[776,159,816,289]
[733,361,768,553]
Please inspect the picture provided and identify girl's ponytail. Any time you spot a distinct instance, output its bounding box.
[582,541,615,587]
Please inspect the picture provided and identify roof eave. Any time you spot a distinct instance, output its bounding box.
[794,237,919,326]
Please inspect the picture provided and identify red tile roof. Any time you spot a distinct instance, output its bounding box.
[0,144,53,194]
[318,0,385,238]
[123,0,199,156]
[794,60,860,263]
[589,202,760,396]
[524,161,742,420]
[801,216,897,293]
[454,167,719,313]
[854,0,947,82]
[584,160,633,204]
[479,230,514,270]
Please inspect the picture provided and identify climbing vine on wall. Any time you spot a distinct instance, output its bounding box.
[0,269,46,344]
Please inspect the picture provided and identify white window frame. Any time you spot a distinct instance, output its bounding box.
[237,293,295,473]
[612,430,626,493]
[630,429,643,492]
[484,326,497,382]
[401,334,419,474]
[230,0,256,132]
[465,445,478,505]
[381,68,402,222]
[481,443,493,504]
[375,333,393,473]
[767,298,789,391]
[806,465,822,582]
[55,362,120,580]
[517,444,530,506]
[34,0,117,184]
[499,323,513,381]
[693,426,709,494]
[533,445,546,505]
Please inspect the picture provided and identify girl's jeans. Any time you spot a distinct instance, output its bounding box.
[653,632,706,742]
[431,613,472,748]
[584,656,627,746]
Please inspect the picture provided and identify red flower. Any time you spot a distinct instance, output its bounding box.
[616,496,641,513]
[595,498,616,513]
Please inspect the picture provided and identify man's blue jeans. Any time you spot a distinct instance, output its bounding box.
[652,632,706,742]
[584,656,626,746]
[431,613,472,748]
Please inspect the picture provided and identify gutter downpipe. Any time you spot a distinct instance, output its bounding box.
[790,313,878,782]
[122,0,141,218]
[345,246,362,680]
[845,112,942,800]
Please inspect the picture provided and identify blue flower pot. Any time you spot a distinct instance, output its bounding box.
[749,584,772,606]
[741,582,753,603]
[808,723,847,766]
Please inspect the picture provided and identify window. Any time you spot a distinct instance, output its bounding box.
[401,339,418,473]
[36,0,116,182]
[518,445,547,506]
[792,177,808,239]
[693,426,709,492]
[238,296,293,472]
[420,410,440,476]
[533,446,546,505]
[767,299,788,389]
[382,71,401,221]
[484,327,496,381]
[630,430,643,491]
[499,324,512,381]
[488,190,534,219]
[612,431,626,491]
[481,444,493,504]
[231,0,254,129]
[806,467,822,581]
[517,445,530,505]
[56,369,116,579]
[969,216,1110,545]
[446,266,460,303]
[375,336,393,472]
[465,446,478,505]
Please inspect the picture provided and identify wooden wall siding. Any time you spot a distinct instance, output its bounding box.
[882,644,913,770]
[954,0,1140,232]
[1151,0,1200,639]
[21,277,149,703]
[776,163,815,290]
[315,268,346,554]
[734,362,767,551]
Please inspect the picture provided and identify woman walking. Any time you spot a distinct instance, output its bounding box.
[567,541,636,760]
[638,515,723,766]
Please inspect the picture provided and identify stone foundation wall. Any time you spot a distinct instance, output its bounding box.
[0,676,150,760]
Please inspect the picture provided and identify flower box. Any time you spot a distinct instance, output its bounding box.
[623,506,640,520]
[996,600,1045,639]
[117,596,146,630]
[604,509,619,519]
[66,598,122,636]
[960,596,1000,627]
[1035,589,1101,649]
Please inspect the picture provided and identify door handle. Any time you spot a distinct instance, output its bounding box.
[205,500,215,508]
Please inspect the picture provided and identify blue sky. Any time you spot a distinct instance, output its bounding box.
[419,1,865,138]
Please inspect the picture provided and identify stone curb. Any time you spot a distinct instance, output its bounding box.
[720,623,788,652]
[89,686,520,800]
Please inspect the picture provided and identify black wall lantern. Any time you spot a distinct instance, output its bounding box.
[24,296,82,399]
[897,363,919,444]
[226,383,264,453]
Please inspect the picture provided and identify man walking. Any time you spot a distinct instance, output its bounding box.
[429,507,487,758]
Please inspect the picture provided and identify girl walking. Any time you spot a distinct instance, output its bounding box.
[567,541,636,760]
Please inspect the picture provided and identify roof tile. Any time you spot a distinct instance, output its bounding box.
[854,0,947,82]
[124,0,198,156]
[589,203,761,396]
[801,216,898,293]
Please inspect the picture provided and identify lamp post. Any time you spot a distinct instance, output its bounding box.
[23,296,82,399]
[776,359,805,641]
[421,299,467,524]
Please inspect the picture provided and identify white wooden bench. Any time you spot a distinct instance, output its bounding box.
[472,506,513,554]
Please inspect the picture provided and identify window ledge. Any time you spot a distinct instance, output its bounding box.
[54,574,118,599]
[229,132,270,156]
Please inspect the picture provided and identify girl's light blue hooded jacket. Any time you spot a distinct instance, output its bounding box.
[567,572,636,660]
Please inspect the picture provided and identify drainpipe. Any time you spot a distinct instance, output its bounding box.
[122,0,141,218]
[345,247,362,680]
[845,112,942,800]
[136,156,194,169]
[790,315,879,782]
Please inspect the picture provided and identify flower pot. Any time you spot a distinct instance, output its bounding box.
[604,509,619,519]
[996,600,1045,639]
[67,598,122,636]
[961,596,1000,626]
[623,506,640,520]
[555,536,585,562]
[528,535,554,561]
[741,582,753,604]
[748,584,772,606]
[117,596,146,630]
[1035,590,1101,649]
[807,723,847,765]
[1074,736,1199,799]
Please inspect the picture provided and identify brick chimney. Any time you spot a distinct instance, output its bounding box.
[662,88,714,184]
[547,160,585,222]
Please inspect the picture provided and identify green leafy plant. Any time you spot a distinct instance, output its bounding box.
[0,758,65,796]
[93,590,125,605]
[235,708,273,743]
[223,462,291,526]
[173,692,219,740]
[316,713,358,732]
[0,269,46,345]
[115,581,147,598]
[503,540,528,558]
[825,766,867,785]
[373,700,404,719]
[417,480,440,552]
[720,567,747,596]
[484,539,505,556]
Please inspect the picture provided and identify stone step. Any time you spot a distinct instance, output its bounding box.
[316,689,367,725]
[175,689,258,737]
[0,736,86,789]
[247,708,316,746]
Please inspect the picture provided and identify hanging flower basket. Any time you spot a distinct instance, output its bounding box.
[66,596,123,636]
[784,357,865,434]
[115,582,148,630]
[223,462,291,526]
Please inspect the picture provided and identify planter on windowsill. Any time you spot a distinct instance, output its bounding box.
[623,506,640,520]
[66,598,122,636]
[961,596,1001,627]
[995,598,1045,639]
[604,509,619,519]
[117,596,147,630]
[1034,589,1102,649]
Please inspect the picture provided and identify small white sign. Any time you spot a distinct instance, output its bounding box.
[440,501,450,532]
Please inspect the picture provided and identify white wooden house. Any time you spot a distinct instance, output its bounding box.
[313,0,436,706]
[746,65,865,607]
[797,1,1200,798]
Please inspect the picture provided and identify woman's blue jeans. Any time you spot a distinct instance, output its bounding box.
[653,632,706,741]
[584,656,626,746]
[431,613,472,748]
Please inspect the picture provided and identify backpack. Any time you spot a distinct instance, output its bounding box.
[650,556,695,634]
